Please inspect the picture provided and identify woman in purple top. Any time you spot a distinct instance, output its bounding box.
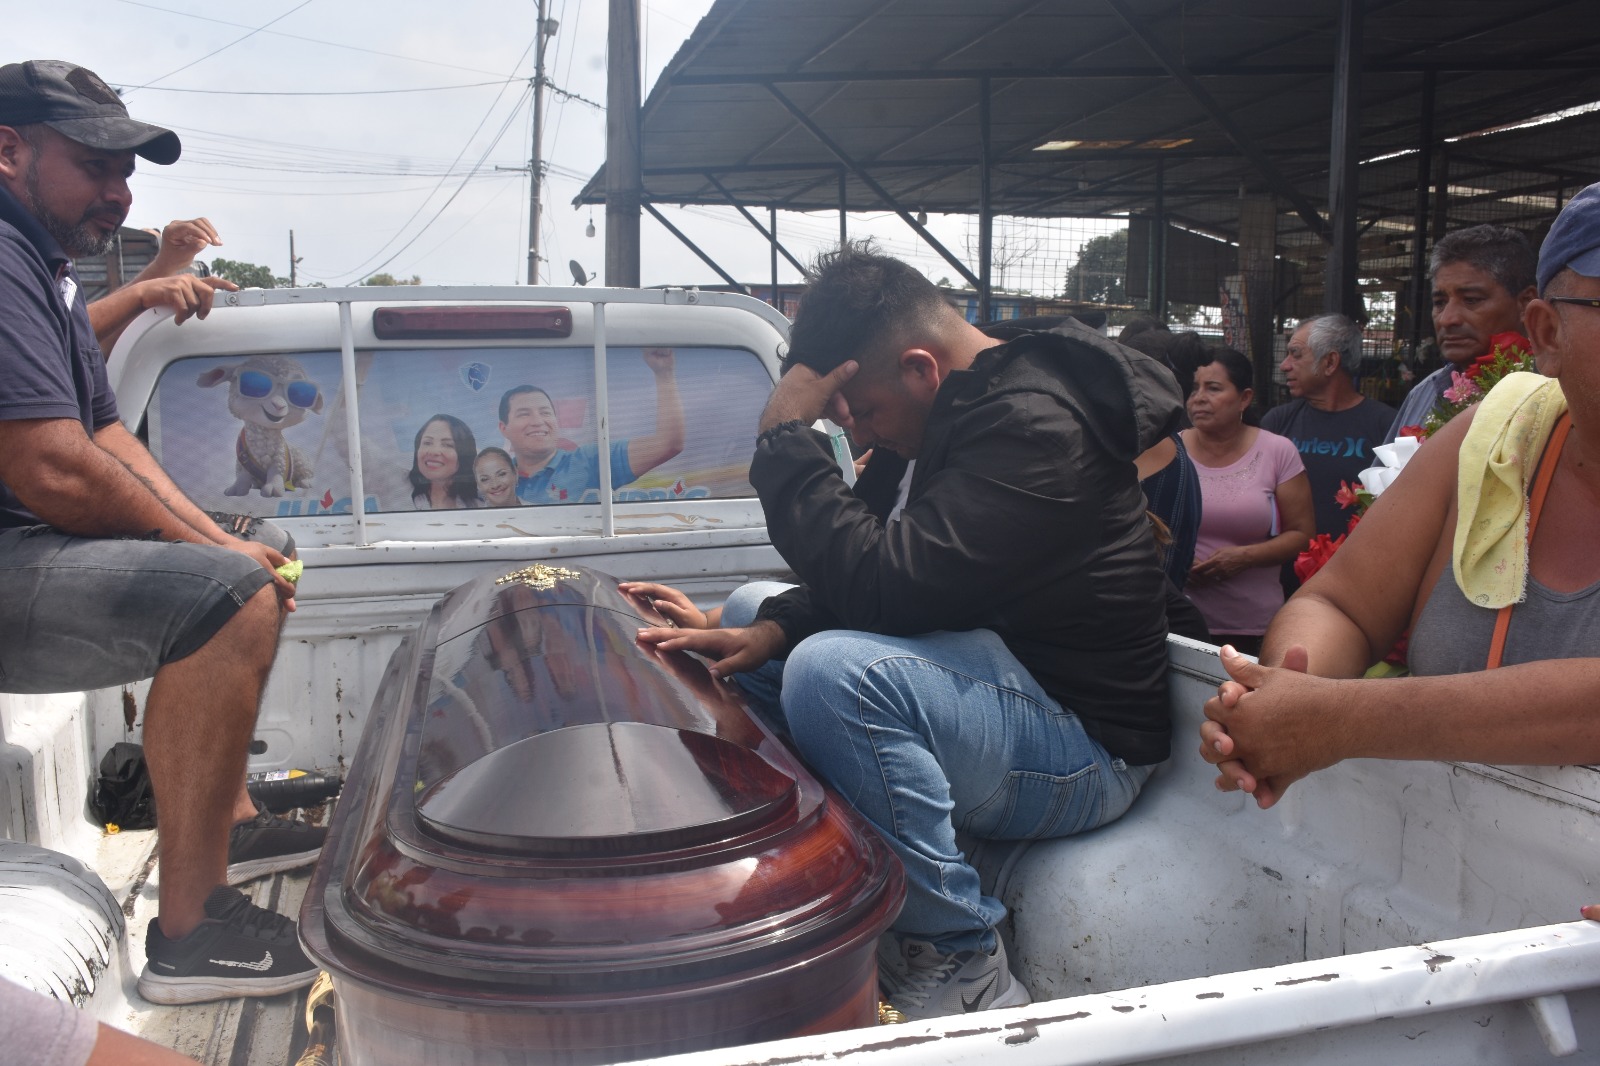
[1182,347,1315,655]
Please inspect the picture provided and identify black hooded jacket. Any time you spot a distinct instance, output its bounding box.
[751,321,1185,765]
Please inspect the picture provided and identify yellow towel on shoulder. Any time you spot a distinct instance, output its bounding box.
[1454,371,1567,608]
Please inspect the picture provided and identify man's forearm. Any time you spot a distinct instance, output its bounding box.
[94,423,229,544]
[655,372,685,453]
[22,441,210,543]
[87,283,149,349]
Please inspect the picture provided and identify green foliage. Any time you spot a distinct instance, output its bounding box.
[209,258,286,289]
[363,273,422,286]
[1063,230,1128,305]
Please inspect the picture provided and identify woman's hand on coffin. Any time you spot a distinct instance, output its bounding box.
[635,620,786,679]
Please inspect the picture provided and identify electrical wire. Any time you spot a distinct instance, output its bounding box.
[122,0,320,95]
[137,80,519,96]
[323,39,536,281]
[111,0,512,78]
[340,82,533,282]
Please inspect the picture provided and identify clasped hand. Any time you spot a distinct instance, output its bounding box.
[1199,643,1342,809]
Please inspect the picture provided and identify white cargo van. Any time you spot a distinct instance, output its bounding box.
[3,286,1600,1065]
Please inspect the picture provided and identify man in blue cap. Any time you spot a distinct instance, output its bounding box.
[0,60,321,1004]
[1197,184,1600,823]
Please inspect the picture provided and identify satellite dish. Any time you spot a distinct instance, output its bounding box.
[570,260,594,286]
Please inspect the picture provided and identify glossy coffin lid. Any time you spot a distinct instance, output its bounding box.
[301,565,903,1034]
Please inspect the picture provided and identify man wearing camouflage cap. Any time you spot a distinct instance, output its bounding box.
[0,60,320,1005]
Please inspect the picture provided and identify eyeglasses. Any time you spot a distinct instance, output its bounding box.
[1545,296,1600,311]
[238,370,319,409]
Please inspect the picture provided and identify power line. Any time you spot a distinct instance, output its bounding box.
[137,79,519,96]
[121,0,319,95]
[340,82,533,282]
[111,0,513,78]
[318,35,536,280]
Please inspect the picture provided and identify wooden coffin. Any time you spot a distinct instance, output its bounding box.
[300,564,905,1065]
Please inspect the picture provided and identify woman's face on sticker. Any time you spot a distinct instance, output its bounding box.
[416,419,460,483]
[476,452,517,504]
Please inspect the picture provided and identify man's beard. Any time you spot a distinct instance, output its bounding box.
[22,156,124,258]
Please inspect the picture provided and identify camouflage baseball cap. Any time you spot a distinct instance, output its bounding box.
[0,60,180,165]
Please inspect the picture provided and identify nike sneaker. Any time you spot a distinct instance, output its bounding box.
[879,934,1032,1019]
[226,802,325,885]
[138,885,319,1004]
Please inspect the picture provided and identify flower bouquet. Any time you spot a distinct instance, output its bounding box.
[1414,331,1538,439]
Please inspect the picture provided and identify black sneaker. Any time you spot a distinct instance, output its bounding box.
[227,803,325,885]
[138,885,320,1004]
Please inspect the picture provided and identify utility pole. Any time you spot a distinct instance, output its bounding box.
[288,229,302,288]
[606,0,641,287]
[524,1,557,285]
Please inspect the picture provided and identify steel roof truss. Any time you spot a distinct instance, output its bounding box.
[765,84,981,290]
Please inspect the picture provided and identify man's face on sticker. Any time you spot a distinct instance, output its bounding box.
[501,390,560,463]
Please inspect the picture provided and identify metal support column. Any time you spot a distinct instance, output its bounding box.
[1431,148,1449,241]
[770,206,779,308]
[839,169,848,247]
[1409,71,1435,356]
[1324,0,1363,318]
[978,76,993,323]
[1153,158,1167,322]
[605,0,642,287]
[1239,195,1279,402]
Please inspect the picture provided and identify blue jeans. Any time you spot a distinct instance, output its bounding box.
[722,582,1154,954]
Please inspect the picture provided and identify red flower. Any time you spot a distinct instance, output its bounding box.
[1347,511,1363,534]
[1294,532,1346,583]
[1334,481,1361,510]
[1489,331,1531,355]
[1398,424,1425,439]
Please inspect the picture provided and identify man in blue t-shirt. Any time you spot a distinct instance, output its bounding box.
[498,347,684,504]
[1262,313,1395,539]
[0,60,319,1006]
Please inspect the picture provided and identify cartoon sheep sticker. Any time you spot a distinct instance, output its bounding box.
[197,356,323,497]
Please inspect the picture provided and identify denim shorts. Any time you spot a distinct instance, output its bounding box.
[0,515,292,694]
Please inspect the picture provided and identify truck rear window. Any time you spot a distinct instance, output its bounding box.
[145,345,770,520]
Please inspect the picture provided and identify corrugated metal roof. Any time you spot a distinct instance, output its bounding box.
[577,0,1600,259]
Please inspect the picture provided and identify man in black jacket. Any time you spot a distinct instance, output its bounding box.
[640,245,1183,1018]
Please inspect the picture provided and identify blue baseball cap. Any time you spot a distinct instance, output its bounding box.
[1537,182,1600,294]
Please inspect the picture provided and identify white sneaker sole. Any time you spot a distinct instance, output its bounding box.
[137,966,319,1005]
[225,847,321,885]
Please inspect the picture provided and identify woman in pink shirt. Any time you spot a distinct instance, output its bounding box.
[1182,346,1315,655]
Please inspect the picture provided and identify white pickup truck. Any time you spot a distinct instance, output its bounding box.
[3,286,1599,1065]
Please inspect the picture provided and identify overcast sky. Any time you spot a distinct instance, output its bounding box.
[10,1,1041,291]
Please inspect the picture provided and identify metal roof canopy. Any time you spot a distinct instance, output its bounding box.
[578,0,1600,327]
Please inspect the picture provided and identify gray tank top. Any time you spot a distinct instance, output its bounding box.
[1408,560,1600,675]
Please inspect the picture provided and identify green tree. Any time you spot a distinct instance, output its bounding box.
[210,258,287,288]
[1063,230,1127,305]
[363,272,422,286]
